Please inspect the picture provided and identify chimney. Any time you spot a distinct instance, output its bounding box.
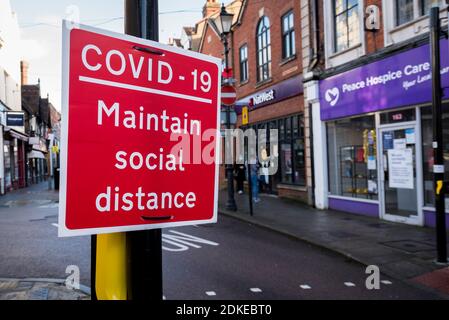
[20,61,29,85]
[202,0,220,18]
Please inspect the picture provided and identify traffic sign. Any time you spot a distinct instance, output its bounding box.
[59,22,221,237]
[221,85,237,106]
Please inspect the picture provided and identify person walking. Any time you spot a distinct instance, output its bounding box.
[234,163,246,195]
[249,159,260,203]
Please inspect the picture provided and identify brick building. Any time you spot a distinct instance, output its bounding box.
[305,0,449,228]
[186,0,312,203]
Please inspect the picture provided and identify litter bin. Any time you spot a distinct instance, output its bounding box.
[54,168,60,190]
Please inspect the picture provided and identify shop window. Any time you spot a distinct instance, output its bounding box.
[239,44,248,83]
[280,143,293,183]
[3,143,11,190]
[327,115,378,200]
[281,11,296,60]
[421,106,449,210]
[333,0,360,53]
[280,115,306,186]
[256,16,272,82]
[247,115,305,187]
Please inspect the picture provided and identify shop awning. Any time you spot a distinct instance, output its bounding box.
[28,150,46,159]
[4,127,29,142]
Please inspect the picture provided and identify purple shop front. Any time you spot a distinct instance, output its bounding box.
[320,39,449,121]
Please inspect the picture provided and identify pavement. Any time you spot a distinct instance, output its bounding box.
[0,181,90,301]
[218,189,449,296]
[0,278,90,300]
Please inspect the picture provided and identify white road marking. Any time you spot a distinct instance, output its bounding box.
[250,288,262,293]
[39,203,59,209]
[300,285,312,290]
[344,282,356,287]
[52,223,59,228]
[206,291,216,296]
[162,230,219,252]
[381,280,392,285]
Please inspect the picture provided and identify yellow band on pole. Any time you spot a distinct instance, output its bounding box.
[436,180,444,196]
[95,233,127,300]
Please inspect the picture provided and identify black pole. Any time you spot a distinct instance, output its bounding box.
[125,0,163,300]
[90,235,97,301]
[430,6,447,264]
[247,143,253,216]
[223,35,237,212]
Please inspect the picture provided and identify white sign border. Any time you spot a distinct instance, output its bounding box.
[58,21,222,237]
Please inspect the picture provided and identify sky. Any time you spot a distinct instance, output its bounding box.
[10,0,213,111]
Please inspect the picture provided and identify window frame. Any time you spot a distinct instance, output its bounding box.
[395,0,434,27]
[332,0,360,53]
[281,10,296,61]
[279,115,306,186]
[256,16,272,83]
[239,44,249,83]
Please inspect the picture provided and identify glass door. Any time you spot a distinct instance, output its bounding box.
[379,125,422,225]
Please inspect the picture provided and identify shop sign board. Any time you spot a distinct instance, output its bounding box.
[320,39,449,120]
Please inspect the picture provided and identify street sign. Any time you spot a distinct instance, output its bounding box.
[59,22,221,237]
[221,85,237,106]
[6,112,25,127]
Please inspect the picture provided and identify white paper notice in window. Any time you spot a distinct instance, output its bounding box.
[388,148,414,190]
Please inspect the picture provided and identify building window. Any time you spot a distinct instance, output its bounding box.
[279,115,306,186]
[333,0,360,52]
[420,0,432,16]
[281,11,296,60]
[396,0,433,26]
[239,45,248,83]
[327,115,378,200]
[421,106,449,210]
[256,16,272,82]
[243,115,306,188]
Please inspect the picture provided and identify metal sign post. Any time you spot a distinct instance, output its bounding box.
[430,6,447,264]
[125,0,163,301]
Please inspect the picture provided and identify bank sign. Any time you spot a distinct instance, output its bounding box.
[320,39,449,120]
[59,22,221,237]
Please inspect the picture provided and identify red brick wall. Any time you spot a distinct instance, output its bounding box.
[200,22,225,63]
[232,0,302,100]
[365,0,385,54]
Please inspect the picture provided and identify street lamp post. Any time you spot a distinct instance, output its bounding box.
[210,4,237,212]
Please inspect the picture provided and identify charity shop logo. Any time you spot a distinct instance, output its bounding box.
[325,87,340,107]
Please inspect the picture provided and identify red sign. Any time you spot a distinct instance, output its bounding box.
[222,68,233,79]
[59,22,221,237]
[221,85,237,106]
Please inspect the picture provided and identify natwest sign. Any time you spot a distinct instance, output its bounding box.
[251,90,275,107]
[59,22,221,237]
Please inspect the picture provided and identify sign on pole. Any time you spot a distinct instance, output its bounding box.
[221,85,237,106]
[59,22,221,237]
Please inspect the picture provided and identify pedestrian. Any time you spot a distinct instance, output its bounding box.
[249,157,260,203]
[234,163,246,195]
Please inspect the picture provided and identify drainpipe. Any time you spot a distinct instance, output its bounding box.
[309,0,320,71]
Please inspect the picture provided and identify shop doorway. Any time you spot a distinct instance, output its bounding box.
[378,123,423,225]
